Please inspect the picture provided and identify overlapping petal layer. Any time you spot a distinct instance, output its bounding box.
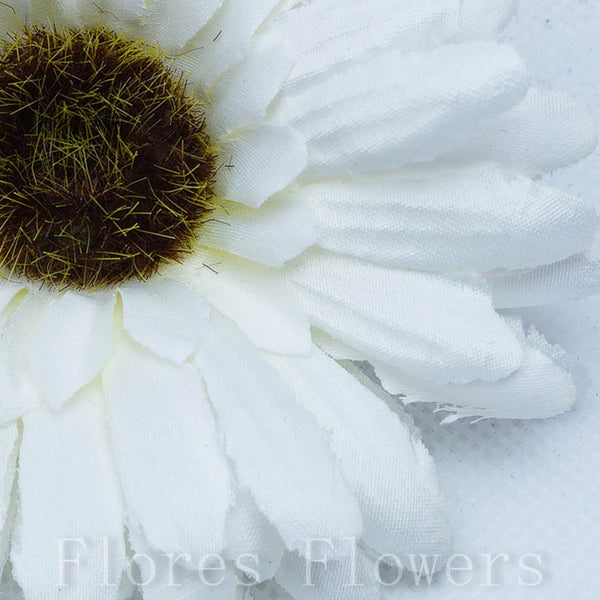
[0,0,597,599]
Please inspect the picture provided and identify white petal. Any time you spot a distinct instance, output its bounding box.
[176,250,312,356]
[276,547,380,600]
[143,0,224,51]
[195,314,363,555]
[0,0,28,37]
[129,525,237,600]
[287,249,522,385]
[79,0,147,28]
[376,317,575,421]
[275,0,517,87]
[103,340,232,563]
[41,0,144,28]
[456,0,517,39]
[267,348,451,560]
[0,280,24,316]
[0,291,52,427]
[225,489,285,583]
[12,392,126,600]
[175,0,282,88]
[276,0,457,87]
[215,124,307,208]
[119,278,210,364]
[312,329,370,361]
[207,35,294,137]
[445,88,598,176]
[0,423,19,574]
[489,239,600,308]
[271,42,528,180]
[200,195,317,267]
[28,290,115,409]
[299,163,598,272]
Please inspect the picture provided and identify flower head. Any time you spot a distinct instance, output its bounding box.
[0,1,597,599]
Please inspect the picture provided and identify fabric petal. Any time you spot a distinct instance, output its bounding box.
[0,291,52,427]
[195,314,363,556]
[455,0,517,39]
[0,280,24,316]
[489,239,600,308]
[287,249,522,385]
[267,348,451,560]
[12,391,126,600]
[299,163,597,272]
[103,340,232,564]
[215,124,307,208]
[375,318,576,421]
[175,250,312,356]
[276,547,380,600]
[225,488,285,583]
[42,0,145,28]
[129,525,237,600]
[28,290,115,409]
[143,0,224,51]
[445,88,598,176]
[119,278,210,364]
[174,0,283,88]
[78,0,146,28]
[200,195,317,267]
[276,0,457,87]
[207,35,294,137]
[0,0,28,37]
[0,423,19,575]
[275,0,517,87]
[271,41,528,180]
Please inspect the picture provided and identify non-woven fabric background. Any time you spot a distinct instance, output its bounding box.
[395,2,600,599]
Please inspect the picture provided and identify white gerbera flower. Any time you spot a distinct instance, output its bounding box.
[0,0,597,599]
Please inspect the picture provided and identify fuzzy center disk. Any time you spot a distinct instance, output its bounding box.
[0,26,216,289]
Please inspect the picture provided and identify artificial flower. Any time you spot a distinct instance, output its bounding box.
[0,1,597,599]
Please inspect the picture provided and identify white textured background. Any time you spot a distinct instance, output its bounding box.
[399,2,600,599]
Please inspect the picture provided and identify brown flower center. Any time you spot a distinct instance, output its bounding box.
[0,26,216,289]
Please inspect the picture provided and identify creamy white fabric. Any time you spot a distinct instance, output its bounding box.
[0,292,47,426]
[177,250,312,356]
[288,249,523,385]
[119,278,210,364]
[200,195,317,267]
[275,0,518,87]
[298,163,597,272]
[276,547,380,600]
[128,525,238,600]
[142,0,224,51]
[207,35,295,136]
[490,238,600,308]
[445,88,598,176]
[195,314,363,556]
[0,281,22,315]
[215,124,308,208]
[177,0,283,87]
[266,348,451,559]
[374,317,576,421]
[224,489,285,583]
[103,340,232,563]
[0,423,18,575]
[28,290,115,409]
[0,0,597,599]
[272,42,528,180]
[12,392,126,600]
[0,1,28,38]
